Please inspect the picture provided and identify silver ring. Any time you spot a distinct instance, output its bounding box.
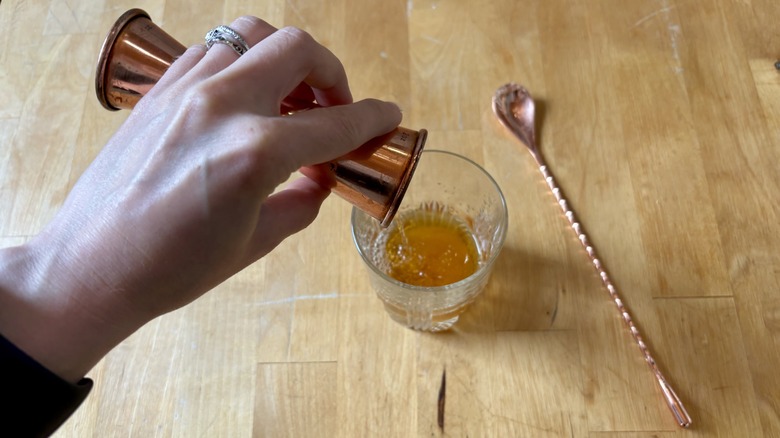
[205,35,247,56]
[205,25,250,56]
[212,26,249,51]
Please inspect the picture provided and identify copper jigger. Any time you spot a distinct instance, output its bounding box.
[95,9,427,226]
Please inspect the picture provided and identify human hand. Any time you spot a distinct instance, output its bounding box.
[0,16,401,381]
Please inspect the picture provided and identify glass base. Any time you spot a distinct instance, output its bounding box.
[382,302,463,332]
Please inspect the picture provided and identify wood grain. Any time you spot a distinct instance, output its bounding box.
[1,0,778,436]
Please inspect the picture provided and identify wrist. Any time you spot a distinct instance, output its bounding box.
[0,236,143,383]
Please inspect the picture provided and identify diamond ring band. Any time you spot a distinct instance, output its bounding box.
[205,25,249,57]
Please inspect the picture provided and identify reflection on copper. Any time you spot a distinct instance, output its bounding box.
[323,127,427,226]
[95,9,186,111]
[95,9,427,226]
[493,83,692,429]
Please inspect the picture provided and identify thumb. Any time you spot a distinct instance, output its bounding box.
[247,176,331,260]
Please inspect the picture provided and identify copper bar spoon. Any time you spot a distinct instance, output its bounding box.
[492,83,692,428]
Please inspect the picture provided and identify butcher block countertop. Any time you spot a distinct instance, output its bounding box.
[2,0,779,436]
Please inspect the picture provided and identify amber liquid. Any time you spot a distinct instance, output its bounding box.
[383,205,480,287]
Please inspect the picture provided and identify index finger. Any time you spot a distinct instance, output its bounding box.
[267,98,403,171]
[225,26,353,111]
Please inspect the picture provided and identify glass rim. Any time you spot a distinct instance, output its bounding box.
[350,149,508,292]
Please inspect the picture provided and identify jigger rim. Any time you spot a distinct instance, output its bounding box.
[95,8,151,111]
[380,129,427,227]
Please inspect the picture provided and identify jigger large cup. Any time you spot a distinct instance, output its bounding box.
[95,9,427,226]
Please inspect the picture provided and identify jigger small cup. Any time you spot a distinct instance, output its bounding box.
[95,9,427,226]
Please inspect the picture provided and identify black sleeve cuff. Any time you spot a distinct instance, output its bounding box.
[0,333,93,437]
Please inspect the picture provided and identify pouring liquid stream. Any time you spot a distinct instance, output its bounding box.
[492,83,692,428]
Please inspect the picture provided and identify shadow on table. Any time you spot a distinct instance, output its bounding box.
[455,243,577,332]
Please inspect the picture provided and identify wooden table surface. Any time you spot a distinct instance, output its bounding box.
[2,0,779,436]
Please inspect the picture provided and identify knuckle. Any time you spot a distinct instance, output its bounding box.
[331,110,363,145]
[180,80,232,118]
[179,85,218,119]
[360,98,384,113]
[278,26,314,48]
[233,15,264,28]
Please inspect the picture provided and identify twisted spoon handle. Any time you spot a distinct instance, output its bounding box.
[538,163,691,428]
[492,83,691,428]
